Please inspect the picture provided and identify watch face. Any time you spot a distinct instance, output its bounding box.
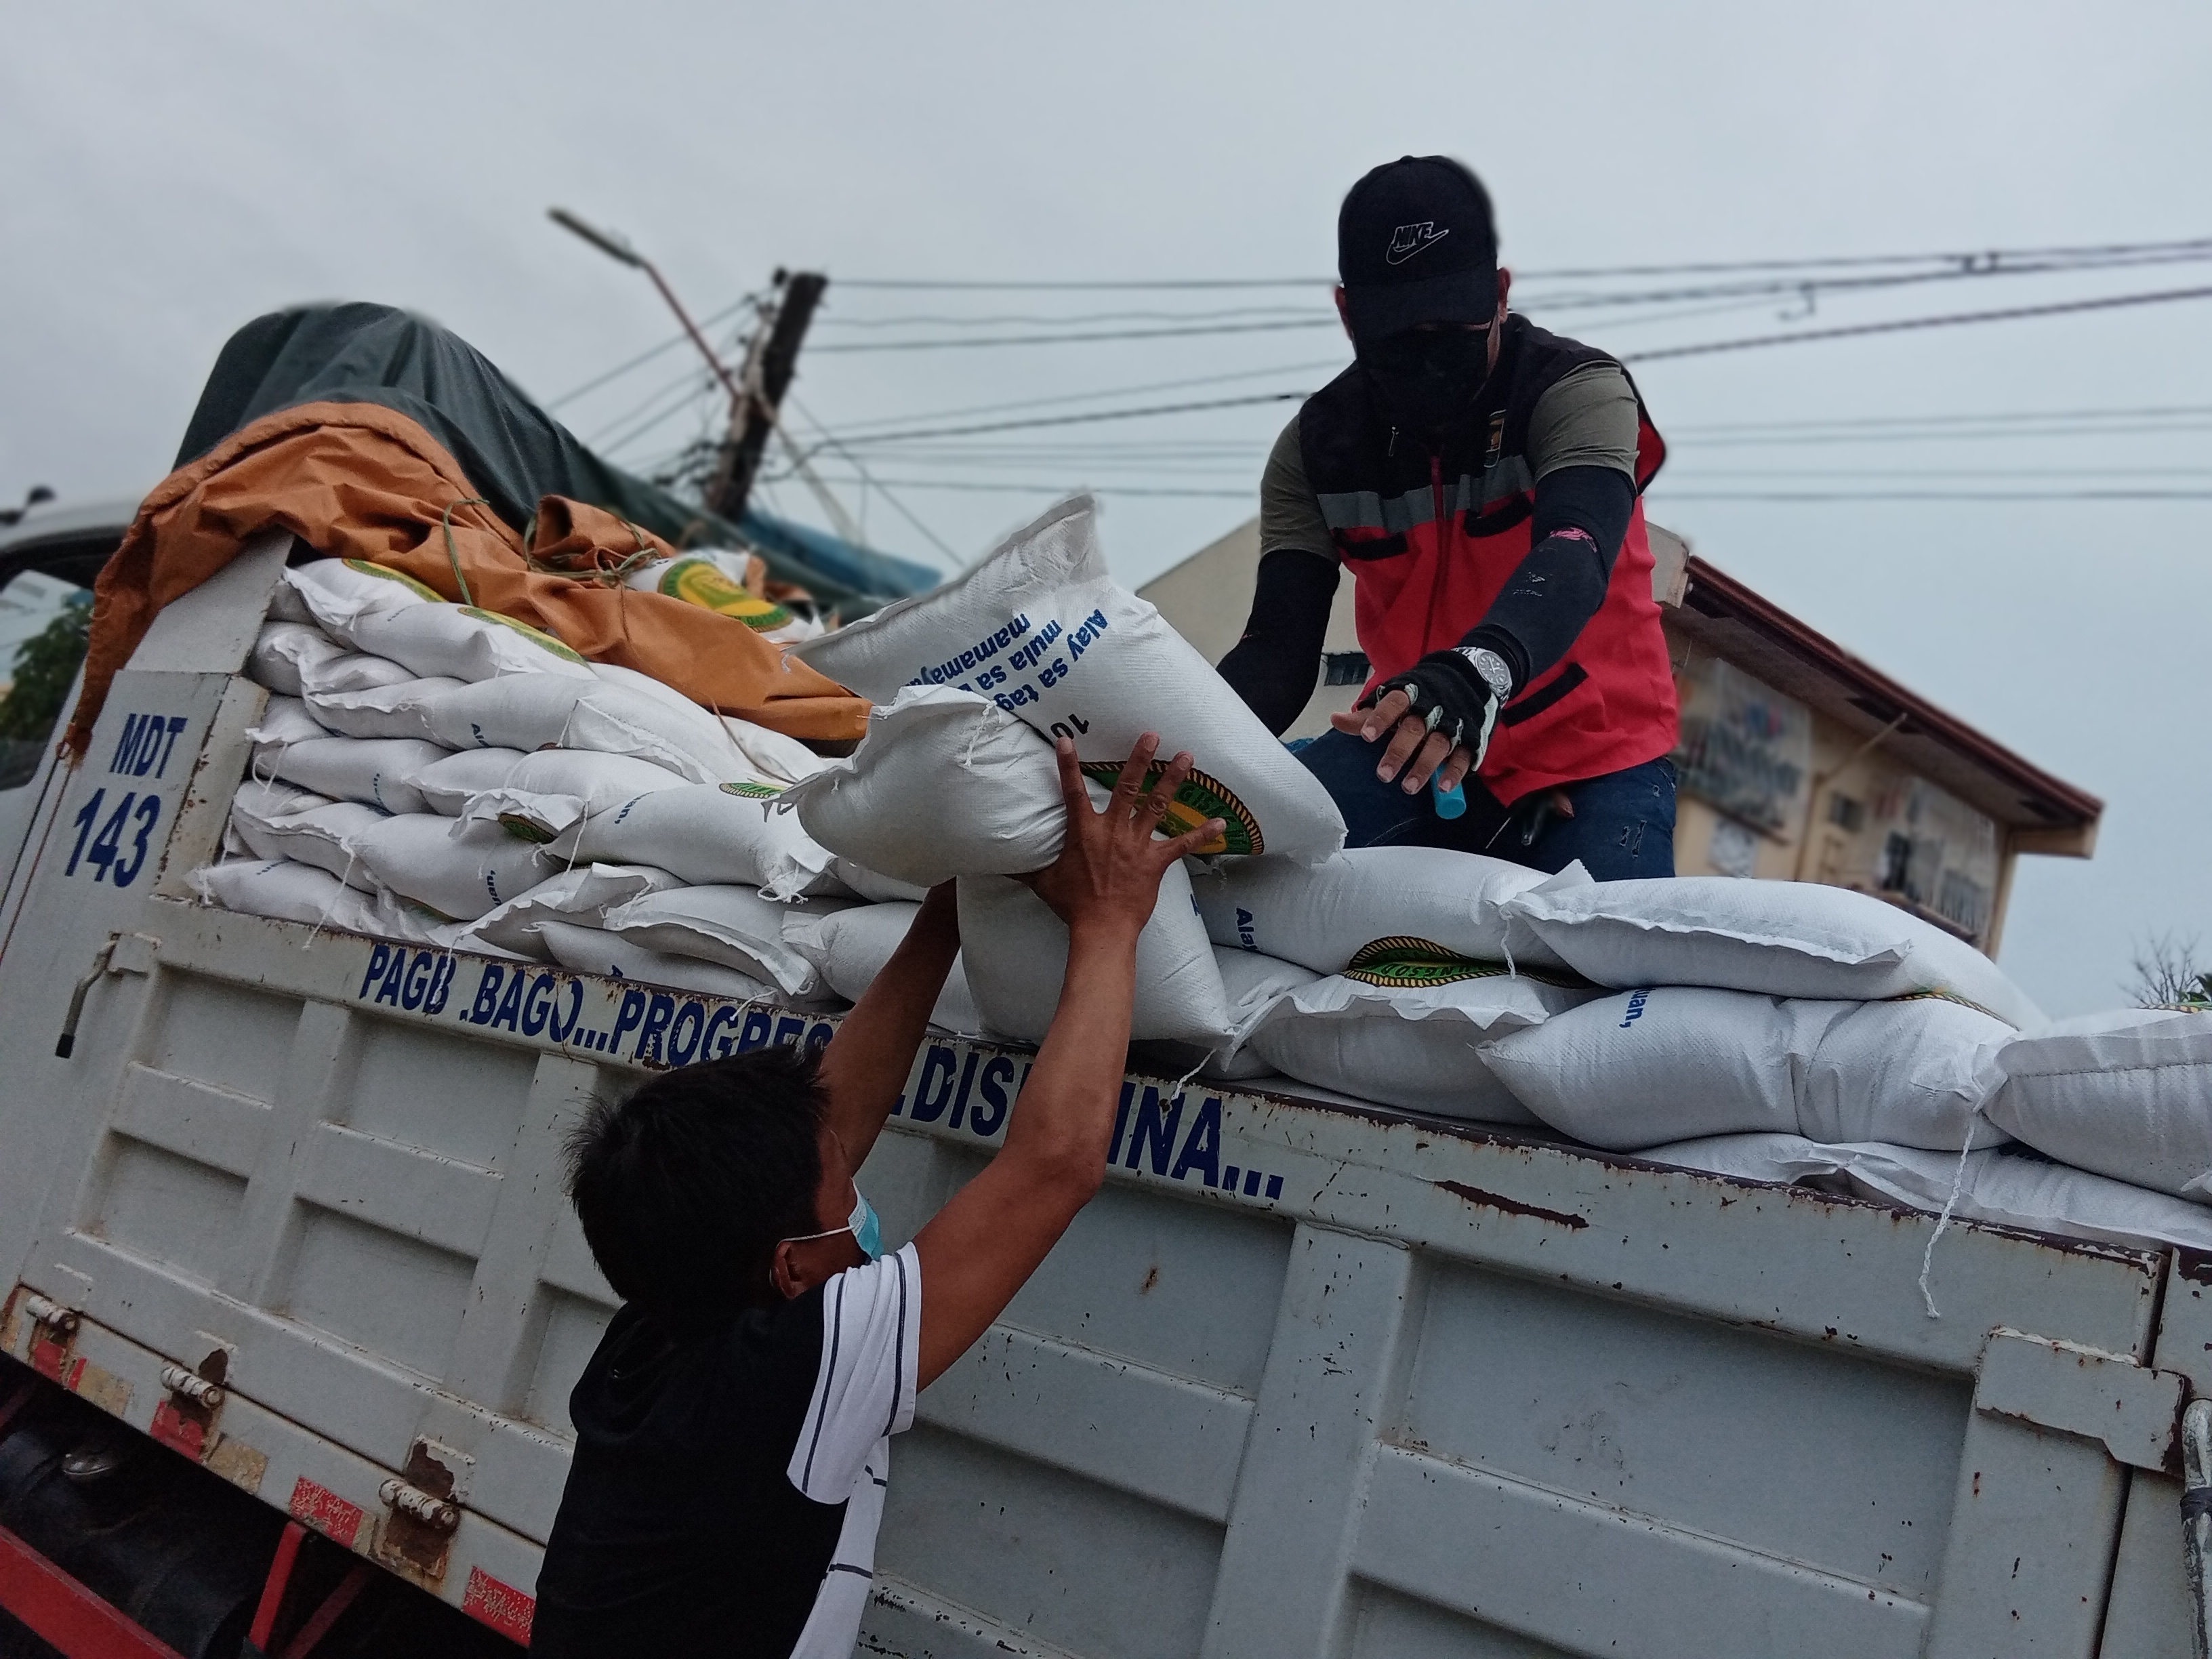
[1460,647,1513,701]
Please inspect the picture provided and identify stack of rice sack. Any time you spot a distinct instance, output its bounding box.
[781,496,2212,1256]
[785,495,1349,1055]
[194,556,925,1012]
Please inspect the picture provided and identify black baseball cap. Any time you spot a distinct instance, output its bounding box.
[1337,157,1500,342]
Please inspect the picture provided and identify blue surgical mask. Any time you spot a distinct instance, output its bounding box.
[848,1185,883,1263]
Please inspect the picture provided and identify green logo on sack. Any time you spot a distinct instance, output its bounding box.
[1078,760,1262,856]
[1343,937,1507,987]
[720,780,785,799]
[496,813,560,844]
[660,558,795,632]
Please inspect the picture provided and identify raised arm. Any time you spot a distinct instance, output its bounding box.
[816,883,960,1170]
[911,735,1222,1387]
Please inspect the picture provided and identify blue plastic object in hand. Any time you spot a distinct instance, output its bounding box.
[1432,775,1467,819]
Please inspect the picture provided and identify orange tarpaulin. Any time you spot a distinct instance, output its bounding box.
[70,399,871,757]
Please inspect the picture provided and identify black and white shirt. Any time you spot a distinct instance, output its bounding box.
[532,1245,922,1659]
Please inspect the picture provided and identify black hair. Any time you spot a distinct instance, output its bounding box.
[564,1047,826,1321]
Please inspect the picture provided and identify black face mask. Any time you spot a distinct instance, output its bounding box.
[1359,326,1493,441]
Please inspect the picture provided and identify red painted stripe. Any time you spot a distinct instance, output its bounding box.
[147,1401,205,1462]
[286,1477,364,1551]
[0,1520,188,1659]
[461,1565,535,1645]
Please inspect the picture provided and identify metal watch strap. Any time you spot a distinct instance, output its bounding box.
[1454,646,1515,703]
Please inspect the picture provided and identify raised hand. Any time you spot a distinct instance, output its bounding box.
[1020,733,1225,937]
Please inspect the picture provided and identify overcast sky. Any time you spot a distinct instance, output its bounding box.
[5,0,2208,1016]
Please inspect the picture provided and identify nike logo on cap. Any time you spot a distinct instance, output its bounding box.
[1387,222,1450,265]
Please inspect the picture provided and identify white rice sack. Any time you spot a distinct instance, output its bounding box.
[408,749,534,814]
[1502,876,2043,1029]
[248,622,346,697]
[1800,996,2015,1149]
[719,714,827,785]
[783,901,985,1033]
[786,686,1066,886]
[264,580,317,626]
[258,735,446,816]
[601,886,851,998]
[419,674,740,783]
[956,863,1233,1045]
[305,676,464,741]
[1639,1133,2212,1256]
[459,750,691,840]
[1482,987,2009,1152]
[348,813,556,920]
[457,863,684,959]
[1191,846,1574,977]
[245,695,329,749]
[283,558,443,641]
[533,918,779,1002]
[348,602,597,684]
[230,778,347,872]
[249,800,392,889]
[1202,947,1322,1080]
[794,495,1345,863]
[554,783,838,900]
[1484,988,1833,1149]
[830,859,930,903]
[1250,968,1586,1123]
[190,857,406,939]
[588,661,763,775]
[1986,1008,2212,1200]
[228,780,327,861]
[298,651,417,699]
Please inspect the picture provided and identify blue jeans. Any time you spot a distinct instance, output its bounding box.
[1294,731,1677,881]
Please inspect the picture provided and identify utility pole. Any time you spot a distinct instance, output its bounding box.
[703,268,828,523]
[548,209,831,526]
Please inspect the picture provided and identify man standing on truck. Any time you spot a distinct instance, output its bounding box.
[529,737,1223,1659]
[1218,157,1680,879]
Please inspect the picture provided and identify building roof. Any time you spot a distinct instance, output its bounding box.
[1670,555,2101,854]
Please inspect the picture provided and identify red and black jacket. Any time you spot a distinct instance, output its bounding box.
[1297,314,1679,804]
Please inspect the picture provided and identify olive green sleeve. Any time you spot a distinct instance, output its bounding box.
[1526,361,1639,481]
[1258,411,1338,562]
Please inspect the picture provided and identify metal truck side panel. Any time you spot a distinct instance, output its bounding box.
[0,569,2194,1653]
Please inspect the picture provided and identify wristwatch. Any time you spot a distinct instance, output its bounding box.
[1454,646,1515,704]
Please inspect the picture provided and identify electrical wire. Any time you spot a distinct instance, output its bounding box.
[1618,284,2212,365]
[830,237,2212,289]
[813,304,1324,329]
[547,295,759,410]
[792,474,2212,504]
[792,391,1307,453]
[823,358,1350,438]
[783,395,966,569]
[806,316,1339,353]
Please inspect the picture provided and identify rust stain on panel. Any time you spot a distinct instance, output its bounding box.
[1434,1180,1589,1230]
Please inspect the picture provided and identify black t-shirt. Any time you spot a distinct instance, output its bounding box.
[531,1244,920,1658]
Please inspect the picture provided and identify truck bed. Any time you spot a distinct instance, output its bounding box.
[0,535,2200,1656]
